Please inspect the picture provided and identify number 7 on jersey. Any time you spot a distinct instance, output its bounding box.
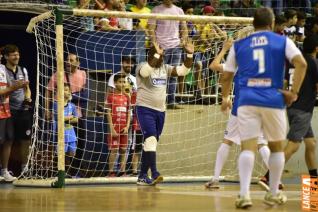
[253,49,265,74]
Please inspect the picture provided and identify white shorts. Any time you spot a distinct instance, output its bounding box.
[238,106,287,142]
[224,114,267,145]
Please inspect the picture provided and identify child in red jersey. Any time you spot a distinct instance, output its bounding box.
[106,73,131,176]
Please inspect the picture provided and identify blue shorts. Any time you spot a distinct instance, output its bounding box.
[136,106,165,141]
[65,141,77,153]
[194,52,208,77]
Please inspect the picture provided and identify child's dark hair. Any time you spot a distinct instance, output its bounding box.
[114,73,126,83]
[297,11,306,21]
[182,2,193,13]
[2,44,19,56]
[275,15,287,25]
[122,55,136,64]
[284,9,297,20]
[64,83,71,88]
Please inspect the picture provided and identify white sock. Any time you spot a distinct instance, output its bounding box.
[213,143,230,181]
[1,168,8,175]
[239,150,255,197]
[258,146,270,169]
[269,152,285,195]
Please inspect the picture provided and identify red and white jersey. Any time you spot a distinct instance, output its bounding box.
[0,65,11,119]
[106,93,130,132]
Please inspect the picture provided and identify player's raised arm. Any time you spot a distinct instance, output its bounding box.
[139,42,163,78]
[281,38,307,106]
[209,38,233,73]
[170,41,194,77]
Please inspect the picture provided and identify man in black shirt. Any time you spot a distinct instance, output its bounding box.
[284,35,318,178]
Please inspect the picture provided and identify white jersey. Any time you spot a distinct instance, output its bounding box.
[136,62,173,112]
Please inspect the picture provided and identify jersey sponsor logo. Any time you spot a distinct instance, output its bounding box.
[151,78,167,86]
[247,78,272,87]
[116,107,127,112]
[251,36,268,47]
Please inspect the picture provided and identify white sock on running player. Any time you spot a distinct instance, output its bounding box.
[269,152,285,195]
[239,150,255,197]
[258,145,270,169]
[213,143,230,181]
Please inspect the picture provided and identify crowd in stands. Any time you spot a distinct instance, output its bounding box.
[50,0,318,16]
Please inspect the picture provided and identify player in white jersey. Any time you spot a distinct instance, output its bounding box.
[222,8,307,209]
[205,39,270,189]
[135,41,194,185]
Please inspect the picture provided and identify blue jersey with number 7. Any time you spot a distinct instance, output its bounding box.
[234,31,287,109]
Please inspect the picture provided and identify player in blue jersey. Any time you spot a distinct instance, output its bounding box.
[205,38,270,189]
[221,8,307,209]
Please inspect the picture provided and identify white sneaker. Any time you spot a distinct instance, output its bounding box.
[0,176,4,181]
[205,179,220,189]
[263,191,287,206]
[235,195,253,209]
[2,171,17,182]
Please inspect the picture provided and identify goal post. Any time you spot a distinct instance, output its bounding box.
[14,8,265,187]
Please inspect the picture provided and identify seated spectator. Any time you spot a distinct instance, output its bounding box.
[232,0,257,17]
[53,83,78,177]
[295,11,306,42]
[274,15,287,35]
[284,9,298,41]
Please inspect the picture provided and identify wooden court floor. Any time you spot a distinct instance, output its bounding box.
[0,182,302,212]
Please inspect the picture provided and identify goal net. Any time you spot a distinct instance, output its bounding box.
[16,8,266,186]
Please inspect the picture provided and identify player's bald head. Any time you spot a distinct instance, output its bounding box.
[253,8,274,29]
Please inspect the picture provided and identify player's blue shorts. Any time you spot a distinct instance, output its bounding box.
[65,141,77,153]
[136,106,165,141]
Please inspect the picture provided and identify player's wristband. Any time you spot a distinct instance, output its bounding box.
[186,54,193,58]
[154,53,160,59]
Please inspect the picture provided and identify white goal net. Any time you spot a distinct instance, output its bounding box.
[16,9,267,186]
